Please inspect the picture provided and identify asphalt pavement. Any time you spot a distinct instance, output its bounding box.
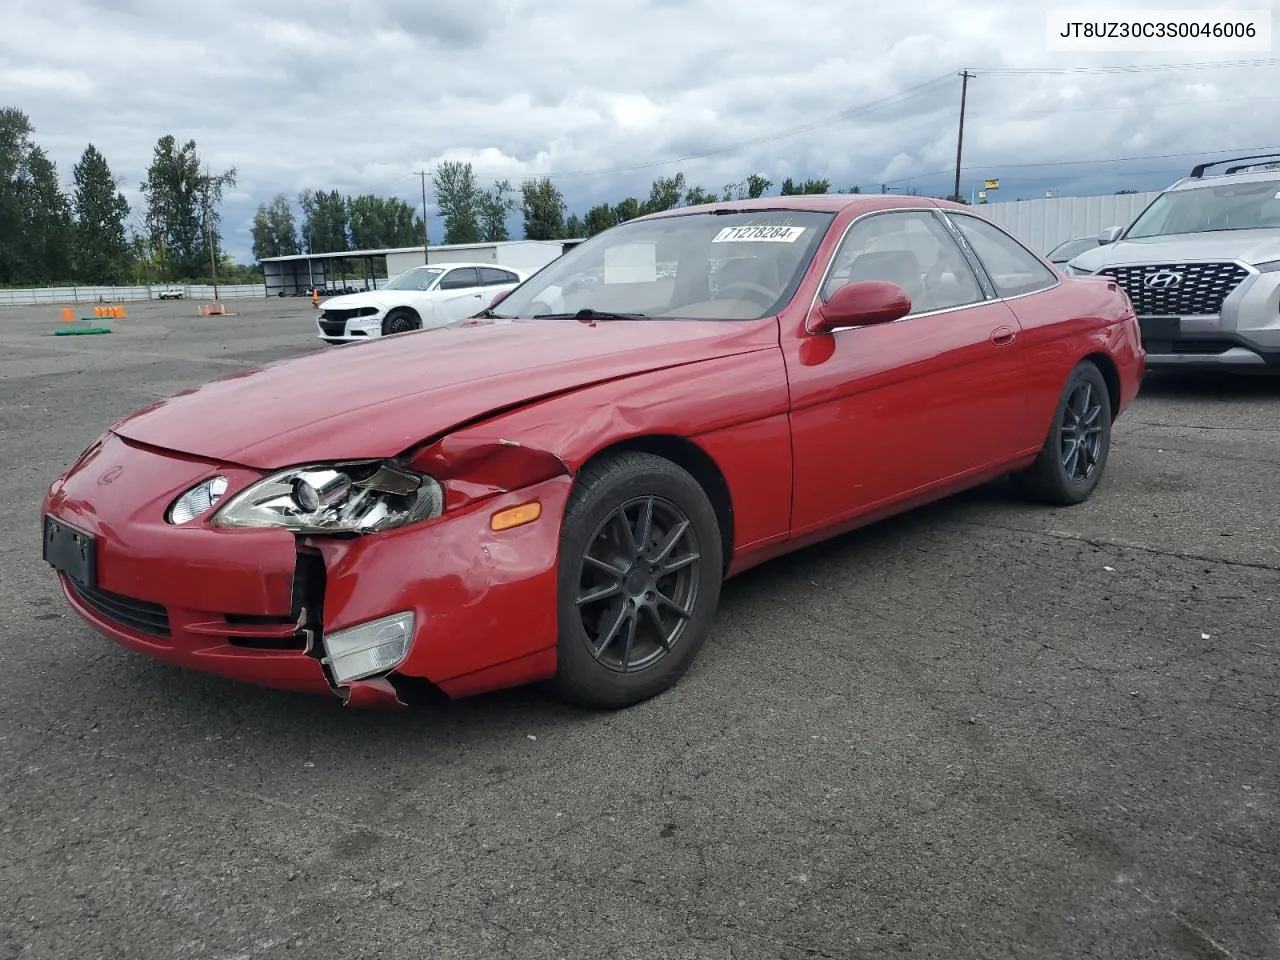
[1,297,1277,959]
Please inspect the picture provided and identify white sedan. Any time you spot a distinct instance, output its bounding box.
[315,262,526,344]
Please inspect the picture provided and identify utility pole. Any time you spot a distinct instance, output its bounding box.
[414,170,430,263]
[202,163,219,301]
[953,70,974,203]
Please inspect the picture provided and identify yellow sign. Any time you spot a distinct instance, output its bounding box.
[984,178,1000,190]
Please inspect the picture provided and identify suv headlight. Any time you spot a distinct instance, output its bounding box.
[1253,260,1280,273]
[1061,262,1089,277]
[212,461,443,534]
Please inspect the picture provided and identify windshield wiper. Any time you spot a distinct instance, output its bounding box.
[471,307,511,319]
[532,308,648,322]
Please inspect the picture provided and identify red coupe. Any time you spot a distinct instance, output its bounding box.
[41,196,1144,710]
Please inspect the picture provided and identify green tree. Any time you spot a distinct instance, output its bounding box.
[140,135,236,279]
[584,203,617,236]
[71,144,131,282]
[641,172,686,213]
[478,178,517,242]
[721,174,773,201]
[684,186,718,206]
[563,213,587,238]
[298,188,349,253]
[347,194,421,249]
[23,147,73,283]
[432,161,482,245]
[251,193,301,261]
[613,197,642,223]
[521,177,566,240]
[779,177,831,195]
[0,107,37,283]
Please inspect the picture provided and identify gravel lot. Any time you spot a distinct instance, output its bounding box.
[2,297,1277,960]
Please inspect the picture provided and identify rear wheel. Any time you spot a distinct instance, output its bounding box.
[551,451,724,709]
[381,309,419,336]
[1011,360,1112,505]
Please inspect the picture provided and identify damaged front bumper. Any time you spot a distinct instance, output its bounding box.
[41,430,571,709]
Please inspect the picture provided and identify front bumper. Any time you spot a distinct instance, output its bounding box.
[317,312,384,342]
[1111,262,1280,369]
[42,431,571,707]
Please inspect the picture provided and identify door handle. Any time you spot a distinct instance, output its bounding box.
[991,325,1016,345]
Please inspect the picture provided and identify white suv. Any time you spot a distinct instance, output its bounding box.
[1065,153,1280,371]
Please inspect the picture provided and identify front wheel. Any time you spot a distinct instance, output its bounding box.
[381,309,419,336]
[551,451,724,709]
[1011,360,1112,505]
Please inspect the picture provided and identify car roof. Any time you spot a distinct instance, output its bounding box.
[410,261,516,270]
[1164,167,1280,193]
[636,194,967,220]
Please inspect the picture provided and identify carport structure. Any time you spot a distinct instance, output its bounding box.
[261,247,422,298]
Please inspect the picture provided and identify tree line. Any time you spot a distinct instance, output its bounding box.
[429,163,865,246]
[0,105,255,287]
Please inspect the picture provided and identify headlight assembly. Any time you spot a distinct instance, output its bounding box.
[211,461,444,534]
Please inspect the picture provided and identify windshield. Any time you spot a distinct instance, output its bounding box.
[1049,238,1100,261]
[495,209,836,320]
[1125,179,1280,239]
[382,266,443,291]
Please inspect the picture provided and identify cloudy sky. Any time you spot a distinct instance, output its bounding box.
[4,0,1278,262]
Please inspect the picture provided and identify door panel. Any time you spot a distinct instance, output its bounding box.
[784,209,1031,535]
[436,268,487,321]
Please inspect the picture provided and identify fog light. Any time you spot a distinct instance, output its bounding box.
[321,612,414,685]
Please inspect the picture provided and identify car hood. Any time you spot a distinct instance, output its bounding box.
[1070,229,1280,271]
[320,291,399,311]
[109,318,777,469]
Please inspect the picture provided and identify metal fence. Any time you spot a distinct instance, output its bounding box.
[0,283,267,307]
[978,192,1161,254]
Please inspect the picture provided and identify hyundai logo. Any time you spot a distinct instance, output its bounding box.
[1143,270,1183,289]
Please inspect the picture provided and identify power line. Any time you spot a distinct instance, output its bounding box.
[970,94,1280,119]
[974,57,1279,75]
[881,144,1280,186]
[358,56,1278,198]
[458,72,957,184]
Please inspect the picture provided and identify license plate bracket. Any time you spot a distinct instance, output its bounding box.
[43,516,97,588]
[1140,316,1181,339]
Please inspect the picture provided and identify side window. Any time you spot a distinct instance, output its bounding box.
[950,216,1057,297]
[821,211,984,314]
[439,267,479,289]
[479,267,518,285]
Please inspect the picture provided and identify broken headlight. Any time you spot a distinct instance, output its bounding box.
[211,461,444,534]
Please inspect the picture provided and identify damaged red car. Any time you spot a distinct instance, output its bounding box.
[41,196,1144,710]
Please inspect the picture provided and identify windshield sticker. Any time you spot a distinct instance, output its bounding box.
[603,242,658,283]
[713,225,807,243]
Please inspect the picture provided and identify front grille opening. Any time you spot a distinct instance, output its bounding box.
[1100,261,1250,316]
[223,551,326,651]
[67,579,171,638]
[1143,338,1235,355]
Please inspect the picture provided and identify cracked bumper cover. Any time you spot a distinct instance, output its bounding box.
[41,431,573,706]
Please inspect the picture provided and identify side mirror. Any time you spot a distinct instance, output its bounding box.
[490,288,511,306]
[810,280,911,333]
[1097,225,1123,244]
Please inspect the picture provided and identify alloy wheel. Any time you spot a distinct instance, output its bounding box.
[574,496,702,674]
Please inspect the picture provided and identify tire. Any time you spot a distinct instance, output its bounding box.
[381,309,419,336]
[1011,360,1112,505]
[551,451,724,709]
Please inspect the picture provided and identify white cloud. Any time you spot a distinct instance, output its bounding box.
[2,0,1277,259]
